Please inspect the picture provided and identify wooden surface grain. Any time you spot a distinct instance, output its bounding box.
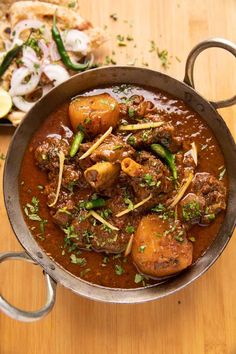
[0,1,236,353]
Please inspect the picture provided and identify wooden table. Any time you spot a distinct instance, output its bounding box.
[1,1,236,353]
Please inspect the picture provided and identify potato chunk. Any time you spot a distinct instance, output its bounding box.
[132,215,193,278]
[69,93,120,135]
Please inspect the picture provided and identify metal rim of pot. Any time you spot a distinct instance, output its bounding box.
[1,38,236,322]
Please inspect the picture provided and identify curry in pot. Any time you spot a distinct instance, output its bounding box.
[19,84,227,288]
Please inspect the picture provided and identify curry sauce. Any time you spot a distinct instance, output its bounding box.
[19,85,227,288]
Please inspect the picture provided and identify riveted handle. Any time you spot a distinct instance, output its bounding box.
[184,38,236,109]
[0,251,57,322]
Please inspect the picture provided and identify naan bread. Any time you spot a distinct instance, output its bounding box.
[9,1,92,30]
[0,1,106,125]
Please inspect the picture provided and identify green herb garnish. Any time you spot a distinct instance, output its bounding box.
[182,201,201,221]
[151,203,165,213]
[68,0,77,8]
[127,135,136,146]
[70,254,87,266]
[134,273,144,283]
[125,225,135,234]
[139,245,146,253]
[115,264,124,275]
[128,107,135,117]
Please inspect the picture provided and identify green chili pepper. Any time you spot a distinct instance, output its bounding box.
[70,130,84,157]
[52,13,90,72]
[83,198,106,210]
[151,143,178,180]
[0,45,22,78]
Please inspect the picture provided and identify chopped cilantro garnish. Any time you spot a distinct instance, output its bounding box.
[100,208,112,219]
[125,225,135,234]
[115,264,124,275]
[128,107,135,117]
[117,34,125,42]
[134,273,144,283]
[127,135,136,146]
[143,173,156,187]
[188,236,196,242]
[174,231,184,243]
[158,49,170,69]
[124,197,134,210]
[68,0,77,8]
[70,254,87,266]
[182,201,201,221]
[0,153,6,160]
[139,245,146,253]
[24,197,47,238]
[103,256,109,264]
[105,55,117,65]
[151,203,165,213]
[206,213,215,220]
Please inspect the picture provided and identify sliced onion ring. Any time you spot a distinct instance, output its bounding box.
[22,46,40,71]
[10,67,41,96]
[12,96,35,112]
[11,19,50,42]
[49,42,61,61]
[43,64,70,86]
[38,39,50,64]
[63,29,90,55]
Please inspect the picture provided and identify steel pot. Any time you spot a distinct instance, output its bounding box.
[1,38,236,322]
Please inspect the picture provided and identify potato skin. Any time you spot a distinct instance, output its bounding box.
[69,93,120,135]
[132,214,193,278]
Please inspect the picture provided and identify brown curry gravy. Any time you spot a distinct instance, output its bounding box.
[19,85,227,288]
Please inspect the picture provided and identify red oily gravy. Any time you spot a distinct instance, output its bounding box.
[19,85,227,288]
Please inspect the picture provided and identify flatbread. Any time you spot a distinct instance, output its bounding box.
[0,0,106,126]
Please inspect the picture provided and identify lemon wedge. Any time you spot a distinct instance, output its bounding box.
[0,88,12,118]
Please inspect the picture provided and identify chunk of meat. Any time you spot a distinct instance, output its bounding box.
[90,134,135,163]
[132,214,193,278]
[70,213,94,249]
[46,185,76,212]
[175,152,196,181]
[69,93,120,135]
[34,137,70,171]
[191,172,226,223]
[127,122,182,153]
[179,193,206,225]
[62,165,81,190]
[91,227,129,254]
[69,210,130,253]
[119,95,158,119]
[52,209,72,227]
[121,151,174,207]
[119,95,182,152]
